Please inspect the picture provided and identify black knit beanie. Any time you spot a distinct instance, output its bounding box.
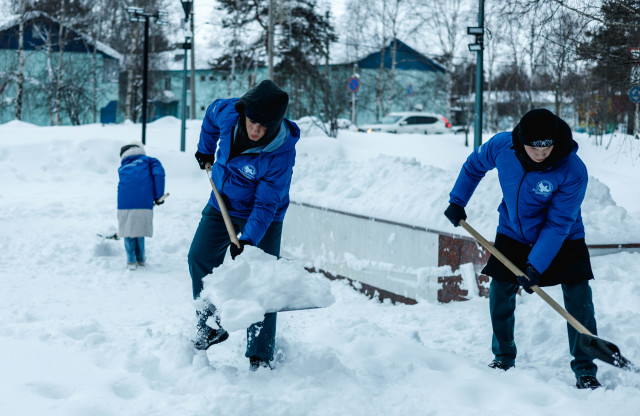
[516,108,559,147]
[512,109,574,171]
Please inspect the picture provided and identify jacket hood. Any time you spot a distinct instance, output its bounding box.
[120,142,146,160]
[512,112,575,171]
[234,80,289,142]
[236,118,300,156]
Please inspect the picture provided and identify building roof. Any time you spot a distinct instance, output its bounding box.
[0,11,122,63]
[344,39,445,73]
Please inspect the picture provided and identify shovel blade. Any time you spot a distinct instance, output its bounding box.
[578,333,639,373]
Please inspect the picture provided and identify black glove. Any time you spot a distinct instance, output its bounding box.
[517,264,541,294]
[195,151,215,170]
[229,240,252,260]
[444,203,467,227]
[154,198,165,205]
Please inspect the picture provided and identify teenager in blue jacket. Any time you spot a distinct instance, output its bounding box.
[444,109,601,389]
[187,80,300,371]
[117,142,165,270]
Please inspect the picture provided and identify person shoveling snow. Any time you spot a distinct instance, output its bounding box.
[187,80,304,371]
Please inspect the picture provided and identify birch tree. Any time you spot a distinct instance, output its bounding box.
[14,0,26,120]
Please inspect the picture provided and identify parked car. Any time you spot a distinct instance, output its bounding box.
[357,112,451,134]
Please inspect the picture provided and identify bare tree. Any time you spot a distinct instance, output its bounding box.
[344,0,418,120]
[413,0,470,120]
[13,0,26,120]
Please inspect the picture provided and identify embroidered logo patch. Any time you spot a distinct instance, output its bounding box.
[533,180,553,196]
[240,164,257,180]
[529,139,554,147]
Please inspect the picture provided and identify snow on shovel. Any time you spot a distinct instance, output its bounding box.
[200,164,334,331]
[199,246,334,332]
[459,219,639,374]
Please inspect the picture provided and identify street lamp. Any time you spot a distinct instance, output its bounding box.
[467,0,485,150]
[180,1,193,152]
[127,7,168,145]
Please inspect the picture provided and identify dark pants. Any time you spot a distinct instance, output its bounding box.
[187,204,283,362]
[489,279,598,377]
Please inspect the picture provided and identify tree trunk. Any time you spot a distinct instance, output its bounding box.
[92,8,104,124]
[376,44,386,121]
[14,0,25,121]
[54,0,67,126]
[125,25,138,121]
[384,38,398,115]
[44,25,54,125]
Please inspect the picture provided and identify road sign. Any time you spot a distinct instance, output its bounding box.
[629,86,640,103]
[408,83,413,96]
[632,67,640,85]
[348,76,359,92]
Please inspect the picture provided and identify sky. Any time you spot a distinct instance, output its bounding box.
[1,117,639,415]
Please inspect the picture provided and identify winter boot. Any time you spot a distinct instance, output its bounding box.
[249,356,272,372]
[576,375,601,390]
[194,327,228,350]
[127,262,137,271]
[488,360,514,371]
[193,307,228,351]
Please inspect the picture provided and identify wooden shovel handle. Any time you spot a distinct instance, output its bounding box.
[205,164,241,248]
[459,219,593,336]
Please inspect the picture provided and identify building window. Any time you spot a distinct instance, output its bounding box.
[164,77,171,90]
[209,75,214,81]
[200,74,205,81]
[102,58,119,82]
[200,105,205,111]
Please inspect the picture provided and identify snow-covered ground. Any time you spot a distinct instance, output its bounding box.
[1,117,639,415]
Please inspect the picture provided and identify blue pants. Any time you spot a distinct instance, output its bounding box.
[187,204,283,362]
[124,237,145,264]
[489,279,598,377]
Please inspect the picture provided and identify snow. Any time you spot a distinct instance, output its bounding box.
[1,117,640,415]
[199,247,334,331]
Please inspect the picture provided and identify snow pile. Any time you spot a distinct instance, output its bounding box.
[582,176,638,243]
[200,246,335,331]
[293,132,640,243]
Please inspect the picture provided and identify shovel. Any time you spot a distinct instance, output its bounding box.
[459,219,639,373]
[204,164,321,312]
[154,192,170,205]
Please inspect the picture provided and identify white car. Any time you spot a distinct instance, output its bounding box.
[357,112,451,134]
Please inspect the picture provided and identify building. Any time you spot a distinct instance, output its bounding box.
[148,39,447,126]
[0,11,121,126]
[336,39,447,125]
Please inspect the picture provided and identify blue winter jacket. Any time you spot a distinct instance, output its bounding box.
[449,132,588,274]
[197,98,300,245]
[118,155,166,209]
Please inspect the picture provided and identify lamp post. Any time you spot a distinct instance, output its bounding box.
[180,1,193,152]
[467,0,485,150]
[126,7,168,145]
